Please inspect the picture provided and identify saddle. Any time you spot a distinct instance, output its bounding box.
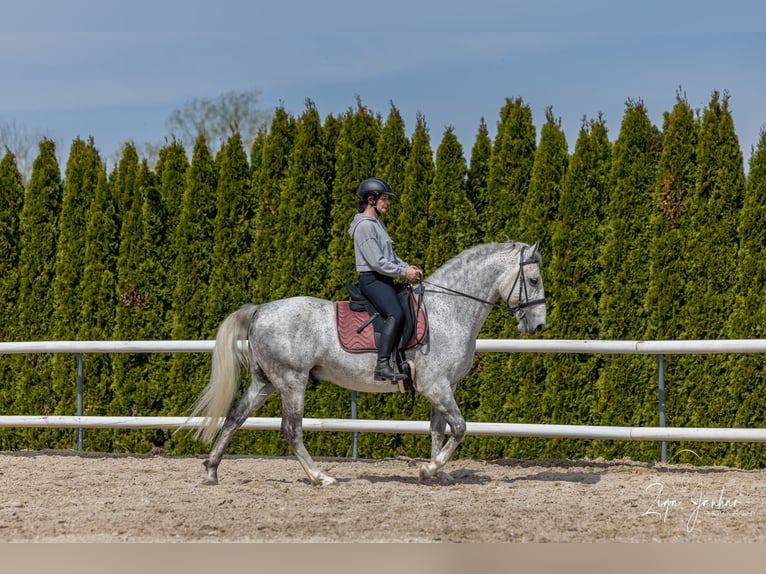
[335,282,428,354]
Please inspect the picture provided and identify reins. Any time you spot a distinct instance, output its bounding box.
[416,245,546,315]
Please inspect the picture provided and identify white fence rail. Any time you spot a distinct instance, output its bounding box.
[3,339,766,461]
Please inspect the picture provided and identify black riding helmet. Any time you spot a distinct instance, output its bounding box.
[357,177,397,202]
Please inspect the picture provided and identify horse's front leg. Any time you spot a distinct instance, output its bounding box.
[280,381,337,486]
[419,394,466,484]
[427,407,454,485]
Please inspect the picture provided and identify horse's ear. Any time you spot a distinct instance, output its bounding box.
[530,240,540,257]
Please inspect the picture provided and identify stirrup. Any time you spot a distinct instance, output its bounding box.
[374,360,407,382]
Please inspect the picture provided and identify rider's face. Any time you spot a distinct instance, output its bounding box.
[375,194,391,212]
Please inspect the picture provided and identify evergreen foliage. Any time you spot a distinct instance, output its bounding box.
[50,138,103,438]
[394,112,432,269]
[493,106,568,459]
[11,139,62,448]
[729,128,766,466]
[465,118,491,233]
[0,150,24,340]
[0,150,24,430]
[675,91,745,463]
[326,99,381,301]
[2,96,766,467]
[111,158,166,452]
[542,116,611,458]
[593,100,661,460]
[166,134,217,454]
[485,97,536,242]
[471,99,537,458]
[78,167,118,449]
[206,132,256,332]
[272,100,333,300]
[426,126,477,271]
[374,103,410,227]
[251,107,295,302]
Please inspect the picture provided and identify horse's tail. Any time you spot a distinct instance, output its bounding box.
[190,304,258,443]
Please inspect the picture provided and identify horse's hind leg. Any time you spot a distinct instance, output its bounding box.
[279,376,337,486]
[202,376,275,485]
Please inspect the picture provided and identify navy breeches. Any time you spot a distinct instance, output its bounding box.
[358,271,404,325]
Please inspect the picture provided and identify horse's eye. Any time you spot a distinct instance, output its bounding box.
[529,277,539,287]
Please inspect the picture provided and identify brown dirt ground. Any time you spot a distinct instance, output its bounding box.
[1,450,765,542]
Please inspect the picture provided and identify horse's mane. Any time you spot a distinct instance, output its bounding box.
[426,241,520,286]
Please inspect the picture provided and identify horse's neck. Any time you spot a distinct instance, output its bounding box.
[427,244,509,338]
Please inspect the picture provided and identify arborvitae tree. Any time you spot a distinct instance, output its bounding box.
[50,137,103,431]
[205,132,256,333]
[251,107,295,303]
[470,99,537,458]
[137,155,177,452]
[12,139,62,448]
[326,99,382,302]
[593,100,662,460]
[465,117,492,234]
[730,128,766,467]
[156,139,188,246]
[166,134,217,453]
[0,150,24,438]
[374,102,411,225]
[321,112,342,171]
[484,97,537,242]
[78,168,118,449]
[0,150,24,340]
[677,91,745,463]
[489,106,568,460]
[394,112,432,269]
[646,94,698,340]
[52,137,101,337]
[644,95,698,464]
[169,133,216,339]
[249,128,266,184]
[426,126,476,271]
[541,116,611,458]
[519,107,568,248]
[272,100,333,300]
[269,101,339,454]
[111,158,164,452]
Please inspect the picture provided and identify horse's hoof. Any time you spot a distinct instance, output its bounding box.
[437,471,455,485]
[202,460,218,485]
[318,475,338,487]
[418,463,433,484]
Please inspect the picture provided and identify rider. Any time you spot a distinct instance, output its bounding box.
[348,177,423,381]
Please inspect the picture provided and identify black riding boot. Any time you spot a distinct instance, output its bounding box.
[374,317,407,382]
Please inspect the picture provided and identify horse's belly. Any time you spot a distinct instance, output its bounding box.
[311,362,403,394]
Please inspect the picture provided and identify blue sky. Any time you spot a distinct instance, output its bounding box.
[2,1,765,169]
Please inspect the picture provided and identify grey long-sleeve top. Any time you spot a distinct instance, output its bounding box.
[348,213,408,278]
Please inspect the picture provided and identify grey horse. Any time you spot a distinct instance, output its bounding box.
[190,241,546,486]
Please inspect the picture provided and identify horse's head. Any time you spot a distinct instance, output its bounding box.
[500,241,547,335]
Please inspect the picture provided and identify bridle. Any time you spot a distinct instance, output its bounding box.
[419,242,546,315]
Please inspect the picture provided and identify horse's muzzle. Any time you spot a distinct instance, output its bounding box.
[517,317,546,335]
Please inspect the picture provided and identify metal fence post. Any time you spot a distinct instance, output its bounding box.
[656,354,667,463]
[76,353,83,452]
[351,391,358,459]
